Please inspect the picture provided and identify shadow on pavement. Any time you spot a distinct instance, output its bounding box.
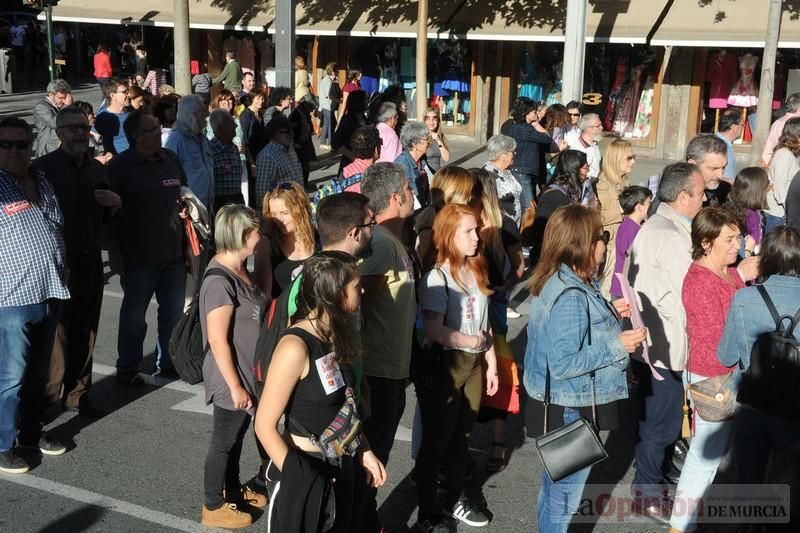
[36,505,105,533]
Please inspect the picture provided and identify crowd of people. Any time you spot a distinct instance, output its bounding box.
[2,55,800,533]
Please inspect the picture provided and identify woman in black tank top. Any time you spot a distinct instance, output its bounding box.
[255,252,387,532]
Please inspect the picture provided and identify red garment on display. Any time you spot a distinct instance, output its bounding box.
[706,51,738,109]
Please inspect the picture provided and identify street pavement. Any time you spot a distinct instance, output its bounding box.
[0,85,685,532]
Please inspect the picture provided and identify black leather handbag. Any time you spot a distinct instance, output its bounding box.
[534,289,609,482]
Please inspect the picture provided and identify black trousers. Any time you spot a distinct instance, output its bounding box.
[352,376,406,533]
[203,405,251,509]
[46,252,104,407]
[632,360,685,497]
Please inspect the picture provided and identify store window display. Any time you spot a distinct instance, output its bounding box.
[433,40,472,128]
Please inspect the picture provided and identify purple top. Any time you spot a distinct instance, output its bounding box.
[610,217,641,299]
[745,208,762,244]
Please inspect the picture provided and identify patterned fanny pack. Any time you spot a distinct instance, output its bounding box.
[290,386,362,460]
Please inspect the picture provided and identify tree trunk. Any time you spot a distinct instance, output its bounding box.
[751,0,782,166]
[416,0,428,121]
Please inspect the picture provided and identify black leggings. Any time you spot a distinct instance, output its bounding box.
[203,405,251,509]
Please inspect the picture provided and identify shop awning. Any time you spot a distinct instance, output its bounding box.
[649,0,800,48]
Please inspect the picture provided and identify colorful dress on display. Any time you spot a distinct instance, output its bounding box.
[632,75,655,138]
[727,54,759,108]
[604,57,627,131]
[613,66,643,137]
[518,52,543,101]
[706,51,738,109]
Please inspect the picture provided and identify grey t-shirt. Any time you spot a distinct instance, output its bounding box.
[200,259,266,413]
[419,266,489,353]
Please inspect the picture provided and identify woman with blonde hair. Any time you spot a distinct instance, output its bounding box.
[415,166,482,269]
[423,106,450,172]
[415,203,498,531]
[255,182,316,298]
[596,139,636,297]
[293,55,311,102]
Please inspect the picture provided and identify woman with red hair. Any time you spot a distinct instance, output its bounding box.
[414,203,499,532]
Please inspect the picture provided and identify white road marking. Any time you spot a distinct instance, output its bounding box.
[0,473,220,533]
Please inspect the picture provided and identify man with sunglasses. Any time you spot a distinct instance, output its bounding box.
[32,106,121,418]
[563,100,582,147]
[94,79,131,155]
[0,118,71,473]
[254,115,302,210]
[33,79,72,158]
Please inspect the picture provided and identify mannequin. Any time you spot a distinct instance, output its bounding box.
[604,56,627,131]
[613,63,644,137]
[706,49,738,131]
[727,53,759,108]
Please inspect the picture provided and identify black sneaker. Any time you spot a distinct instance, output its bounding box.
[0,449,30,474]
[18,434,67,456]
[450,499,490,527]
[415,516,456,533]
[116,372,145,387]
[151,366,179,380]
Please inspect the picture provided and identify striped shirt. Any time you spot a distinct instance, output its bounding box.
[210,137,244,196]
[0,168,70,307]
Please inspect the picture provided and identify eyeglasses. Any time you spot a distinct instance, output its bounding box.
[355,216,377,230]
[58,124,91,132]
[269,181,294,192]
[568,112,581,117]
[0,140,31,150]
[589,123,602,129]
[626,155,636,161]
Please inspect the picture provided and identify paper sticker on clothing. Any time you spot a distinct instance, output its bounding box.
[316,352,345,395]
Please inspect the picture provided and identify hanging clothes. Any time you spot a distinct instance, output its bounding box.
[728,53,760,108]
[706,51,738,109]
[604,57,627,131]
[518,51,543,101]
[613,65,643,137]
[632,75,655,138]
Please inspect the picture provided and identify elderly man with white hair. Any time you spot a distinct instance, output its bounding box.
[165,95,214,209]
[567,113,603,181]
[376,102,402,163]
[394,121,432,208]
[209,109,245,208]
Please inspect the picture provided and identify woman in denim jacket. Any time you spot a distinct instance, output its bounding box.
[718,226,800,486]
[524,205,646,533]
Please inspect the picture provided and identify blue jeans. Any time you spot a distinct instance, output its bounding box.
[511,170,537,214]
[0,300,61,451]
[321,108,337,146]
[116,260,186,375]
[764,212,785,235]
[669,372,734,531]
[537,407,593,533]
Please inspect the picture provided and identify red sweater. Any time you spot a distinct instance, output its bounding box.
[682,263,744,377]
[93,52,112,79]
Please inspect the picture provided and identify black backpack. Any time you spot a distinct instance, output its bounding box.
[737,285,800,418]
[328,80,343,105]
[169,267,237,385]
[253,273,303,394]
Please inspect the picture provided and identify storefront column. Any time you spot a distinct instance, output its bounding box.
[275,0,296,88]
[654,46,696,160]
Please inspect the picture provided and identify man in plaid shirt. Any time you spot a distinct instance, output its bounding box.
[0,118,71,474]
[254,115,302,211]
[209,109,244,208]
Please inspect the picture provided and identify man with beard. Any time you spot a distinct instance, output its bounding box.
[568,113,602,181]
[33,105,121,417]
[685,133,730,206]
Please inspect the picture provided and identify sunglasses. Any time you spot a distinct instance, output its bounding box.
[0,140,31,150]
[269,181,294,192]
[424,115,439,120]
[355,216,377,230]
[626,155,636,161]
[568,112,581,117]
[59,124,91,132]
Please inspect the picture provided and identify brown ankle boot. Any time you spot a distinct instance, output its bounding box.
[201,502,253,529]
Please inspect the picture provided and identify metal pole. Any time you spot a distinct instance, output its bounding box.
[416,0,428,121]
[173,0,191,95]
[751,0,783,166]
[275,0,296,89]
[44,5,55,82]
[561,0,587,104]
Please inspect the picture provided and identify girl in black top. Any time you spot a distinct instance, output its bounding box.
[255,252,386,532]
